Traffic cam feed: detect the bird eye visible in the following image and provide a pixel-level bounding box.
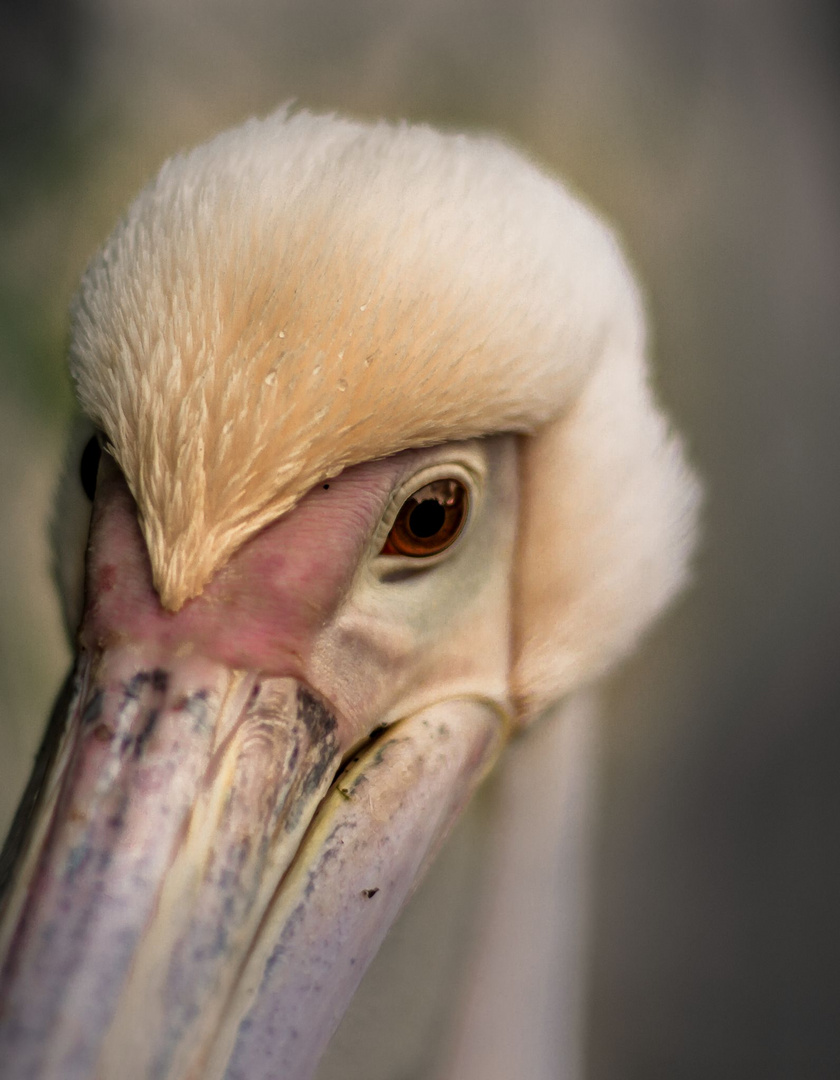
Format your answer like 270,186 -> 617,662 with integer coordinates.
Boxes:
381,479 -> 469,557
79,434 -> 102,501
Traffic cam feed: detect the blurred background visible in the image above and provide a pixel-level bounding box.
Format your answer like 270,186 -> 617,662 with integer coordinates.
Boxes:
1,0 -> 838,1076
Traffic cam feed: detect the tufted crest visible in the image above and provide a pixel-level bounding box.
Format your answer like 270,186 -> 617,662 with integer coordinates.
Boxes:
68,107 -> 699,720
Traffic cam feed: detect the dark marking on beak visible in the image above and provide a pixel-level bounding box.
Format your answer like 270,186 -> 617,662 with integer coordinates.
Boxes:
81,690 -> 104,727
296,685 -> 337,744
283,687 -> 339,832
133,708 -> 160,759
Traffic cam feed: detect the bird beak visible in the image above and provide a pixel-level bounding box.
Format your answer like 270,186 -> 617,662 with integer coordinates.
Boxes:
0,455 -> 506,1080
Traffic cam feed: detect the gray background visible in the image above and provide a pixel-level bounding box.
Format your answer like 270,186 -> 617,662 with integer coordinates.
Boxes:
1,1 -> 838,1076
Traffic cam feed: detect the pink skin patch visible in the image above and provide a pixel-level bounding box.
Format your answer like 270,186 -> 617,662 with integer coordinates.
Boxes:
81,453 -> 409,681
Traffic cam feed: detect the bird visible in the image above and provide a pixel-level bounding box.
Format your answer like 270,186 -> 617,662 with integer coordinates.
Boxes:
0,106 -> 698,1080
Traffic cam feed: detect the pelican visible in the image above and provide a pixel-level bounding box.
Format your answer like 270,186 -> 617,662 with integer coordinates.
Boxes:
0,107 -> 698,1079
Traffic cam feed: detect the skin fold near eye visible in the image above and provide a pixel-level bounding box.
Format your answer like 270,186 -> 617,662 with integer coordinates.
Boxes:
381,479 -> 469,557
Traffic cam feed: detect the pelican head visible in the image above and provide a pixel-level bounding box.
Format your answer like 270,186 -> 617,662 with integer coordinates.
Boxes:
0,107 -> 698,1079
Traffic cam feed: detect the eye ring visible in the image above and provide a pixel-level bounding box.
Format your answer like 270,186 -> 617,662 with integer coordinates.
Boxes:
381,478 -> 469,558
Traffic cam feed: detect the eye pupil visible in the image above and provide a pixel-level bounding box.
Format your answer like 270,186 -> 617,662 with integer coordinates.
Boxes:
381,478 -> 469,558
80,435 -> 102,502
408,499 -> 446,539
